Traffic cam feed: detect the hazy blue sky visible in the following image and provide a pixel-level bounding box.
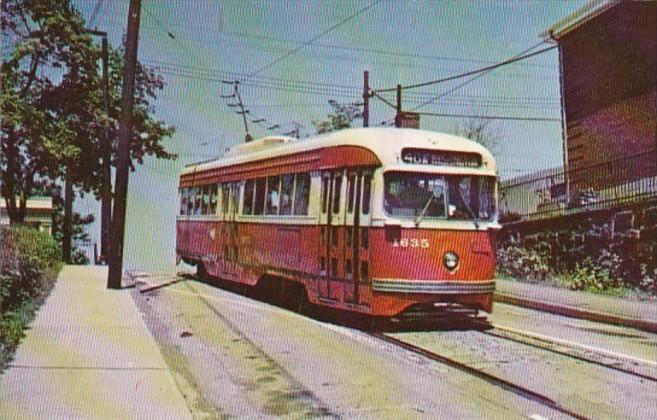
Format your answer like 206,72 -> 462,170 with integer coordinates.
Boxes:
70,0 -> 590,270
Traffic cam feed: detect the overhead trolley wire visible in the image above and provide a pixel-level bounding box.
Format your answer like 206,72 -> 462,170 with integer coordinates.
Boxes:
374,44 -> 557,93
246,0 -> 380,77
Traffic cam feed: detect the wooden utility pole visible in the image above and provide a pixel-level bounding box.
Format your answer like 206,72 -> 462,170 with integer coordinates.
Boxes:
108,0 -> 141,289
395,84 -> 402,127
100,35 -> 111,263
362,70 -> 369,127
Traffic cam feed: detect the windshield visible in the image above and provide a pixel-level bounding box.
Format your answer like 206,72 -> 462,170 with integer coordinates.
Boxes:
384,172 -> 496,221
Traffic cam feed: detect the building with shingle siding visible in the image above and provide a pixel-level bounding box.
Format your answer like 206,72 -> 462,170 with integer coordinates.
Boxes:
544,0 -> 656,195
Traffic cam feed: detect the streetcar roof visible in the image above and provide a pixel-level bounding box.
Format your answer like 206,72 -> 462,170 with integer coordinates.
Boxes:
181,127 -> 497,175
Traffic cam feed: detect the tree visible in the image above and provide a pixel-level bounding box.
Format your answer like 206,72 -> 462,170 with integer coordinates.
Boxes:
1,0 -> 99,224
451,115 -> 502,157
312,100 -> 363,134
1,0 -> 176,262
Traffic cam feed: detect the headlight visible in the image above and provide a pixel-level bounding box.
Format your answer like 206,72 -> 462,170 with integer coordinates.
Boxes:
444,251 -> 459,270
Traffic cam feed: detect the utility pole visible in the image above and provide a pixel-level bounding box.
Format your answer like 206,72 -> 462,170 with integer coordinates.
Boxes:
108,0 -> 141,289
395,84 -> 402,127
85,29 -> 111,263
362,70 -> 369,127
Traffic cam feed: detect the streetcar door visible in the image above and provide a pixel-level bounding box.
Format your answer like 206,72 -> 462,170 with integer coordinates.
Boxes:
221,182 -> 239,279
318,170 -> 344,301
344,170 -> 372,305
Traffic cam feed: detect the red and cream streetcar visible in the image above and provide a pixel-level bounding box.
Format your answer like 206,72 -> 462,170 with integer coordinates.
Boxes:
176,128 -> 499,317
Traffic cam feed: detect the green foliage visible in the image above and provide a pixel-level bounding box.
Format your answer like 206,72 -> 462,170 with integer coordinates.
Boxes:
0,226 -> 61,370
1,0 -> 176,227
562,252 -> 624,292
312,100 -> 363,134
497,245 -> 552,282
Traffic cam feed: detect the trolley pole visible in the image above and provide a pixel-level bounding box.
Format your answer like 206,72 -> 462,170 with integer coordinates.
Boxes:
363,70 -> 369,127
395,84 -> 402,127
108,0 -> 142,289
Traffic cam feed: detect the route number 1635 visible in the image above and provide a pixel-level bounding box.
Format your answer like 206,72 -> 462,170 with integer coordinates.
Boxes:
392,238 -> 430,248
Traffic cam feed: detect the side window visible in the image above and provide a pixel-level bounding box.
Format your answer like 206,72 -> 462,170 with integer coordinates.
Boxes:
194,187 -> 202,215
232,182 -> 240,215
209,184 -> 218,215
254,177 -> 266,215
332,174 -> 342,214
202,185 -> 210,215
279,174 -> 294,215
362,174 -> 372,215
293,173 -> 310,215
243,179 -> 255,215
222,184 -> 229,215
265,175 -> 280,215
180,188 -> 187,215
321,175 -> 329,214
347,174 -> 356,214
187,187 -> 194,214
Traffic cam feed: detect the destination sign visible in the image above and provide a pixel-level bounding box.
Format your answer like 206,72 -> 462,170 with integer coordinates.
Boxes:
401,148 -> 481,167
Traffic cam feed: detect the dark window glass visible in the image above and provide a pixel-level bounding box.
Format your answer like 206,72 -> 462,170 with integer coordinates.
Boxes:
331,258 -> 338,278
243,180 -> 255,215
265,175 -> 280,215
202,185 -> 210,215
384,173 -> 446,218
187,187 -> 194,214
321,176 -> 329,214
254,177 -> 266,215
320,257 -> 326,275
331,226 -> 338,247
209,184 -> 218,215
222,185 -> 229,215
347,174 -> 356,213
279,174 -> 294,215
362,174 -> 372,215
231,182 -> 240,215
332,174 -> 342,214
194,187 -> 202,215
361,228 -> 368,250
293,173 -> 310,215
180,189 -> 187,215
345,259 -> 353,280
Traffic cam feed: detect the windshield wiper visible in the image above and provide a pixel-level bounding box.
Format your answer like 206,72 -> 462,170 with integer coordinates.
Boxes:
458,189 -> 480,230
415,195 -> 436,227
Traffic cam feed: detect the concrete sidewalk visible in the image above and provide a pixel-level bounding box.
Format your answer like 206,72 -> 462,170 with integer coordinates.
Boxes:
495,278 -> 657,333
0,266 -> 191,419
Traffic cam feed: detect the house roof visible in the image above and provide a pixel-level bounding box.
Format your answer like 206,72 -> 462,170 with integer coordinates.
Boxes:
541,0 -> 619,41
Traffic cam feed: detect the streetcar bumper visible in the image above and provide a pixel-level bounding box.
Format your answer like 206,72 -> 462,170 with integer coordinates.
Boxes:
371,279 -> 495,294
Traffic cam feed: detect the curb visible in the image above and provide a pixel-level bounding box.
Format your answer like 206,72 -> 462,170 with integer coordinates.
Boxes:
494,292 -> 657,334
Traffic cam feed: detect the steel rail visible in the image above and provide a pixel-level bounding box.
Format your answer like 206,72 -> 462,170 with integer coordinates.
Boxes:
370,332 -> 589,420
479,323 -> 657,383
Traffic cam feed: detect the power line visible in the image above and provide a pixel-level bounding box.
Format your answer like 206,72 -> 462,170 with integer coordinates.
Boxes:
247,0 -> 380,77
375,44 -> 557,93
415,112 -> 560,122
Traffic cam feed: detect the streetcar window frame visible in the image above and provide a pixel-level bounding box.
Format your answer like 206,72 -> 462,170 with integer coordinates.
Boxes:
332,173 -> 342,214
242,179 -> 255,215
265,175 -> 281,215
253,177 -> 266,215
279,173 -> 295,216
179,188 -> 187,216
293,172 -> 311,216
209,184 -> 218,215
362,174 -> 372,215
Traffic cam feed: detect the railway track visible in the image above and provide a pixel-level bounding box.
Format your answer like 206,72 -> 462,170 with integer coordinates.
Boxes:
479,322 -> 657,383
370,332 -> 590,420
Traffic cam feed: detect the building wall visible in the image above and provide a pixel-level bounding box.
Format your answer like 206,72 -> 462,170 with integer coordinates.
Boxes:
559,1 -> 656,191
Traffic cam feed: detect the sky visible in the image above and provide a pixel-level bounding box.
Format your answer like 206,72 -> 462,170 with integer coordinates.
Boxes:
69,0 -> 591,270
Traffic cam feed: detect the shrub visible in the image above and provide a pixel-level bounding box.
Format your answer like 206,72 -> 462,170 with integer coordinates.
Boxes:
0,225 -> 62,370
497,245 -> 551,282
562,250 -> 624,292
